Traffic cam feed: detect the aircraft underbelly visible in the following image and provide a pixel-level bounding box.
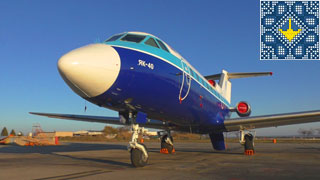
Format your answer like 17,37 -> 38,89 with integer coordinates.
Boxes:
89,46 -> 230,133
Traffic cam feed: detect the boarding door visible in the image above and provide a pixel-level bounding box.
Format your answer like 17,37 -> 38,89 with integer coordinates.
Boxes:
179,59 -> 192,103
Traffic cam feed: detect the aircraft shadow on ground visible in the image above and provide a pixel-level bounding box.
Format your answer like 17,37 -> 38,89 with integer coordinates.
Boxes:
0,143 -> 127,154
0,142 -> 246,155
147,146 -> 244,155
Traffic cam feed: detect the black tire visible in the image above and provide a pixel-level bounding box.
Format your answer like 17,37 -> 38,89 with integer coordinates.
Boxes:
130,143 -> 148,167
161,135 -> 174,153
244,134 -> 254,151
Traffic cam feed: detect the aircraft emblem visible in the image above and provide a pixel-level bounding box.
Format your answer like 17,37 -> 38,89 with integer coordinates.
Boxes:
279,18 -> 301,42
260,1 -> 319,60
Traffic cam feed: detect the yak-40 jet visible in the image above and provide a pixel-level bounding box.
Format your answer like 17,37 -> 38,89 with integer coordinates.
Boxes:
31,32 -> 320,167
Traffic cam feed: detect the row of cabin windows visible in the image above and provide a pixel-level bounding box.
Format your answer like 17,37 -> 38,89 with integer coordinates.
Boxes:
106,34 -> 169,52
189,67 -> 214,91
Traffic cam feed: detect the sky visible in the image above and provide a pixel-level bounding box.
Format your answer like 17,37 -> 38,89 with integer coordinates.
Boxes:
1,0 -> 320,136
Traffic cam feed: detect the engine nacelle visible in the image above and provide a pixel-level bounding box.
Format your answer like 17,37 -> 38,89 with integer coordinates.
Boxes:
235,101 -> 251,117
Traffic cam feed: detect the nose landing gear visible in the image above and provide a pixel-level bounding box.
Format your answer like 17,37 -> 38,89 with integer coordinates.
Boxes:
128,124 -> 148,167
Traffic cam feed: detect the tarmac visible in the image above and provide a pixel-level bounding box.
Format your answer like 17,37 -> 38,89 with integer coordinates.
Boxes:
0,141 -> 319,180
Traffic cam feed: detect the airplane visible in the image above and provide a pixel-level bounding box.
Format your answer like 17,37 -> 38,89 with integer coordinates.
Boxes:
30,32 -> 320,167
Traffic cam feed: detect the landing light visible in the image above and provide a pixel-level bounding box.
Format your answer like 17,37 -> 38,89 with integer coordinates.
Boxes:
236,101 -> 251,117
237,102 -> 248,114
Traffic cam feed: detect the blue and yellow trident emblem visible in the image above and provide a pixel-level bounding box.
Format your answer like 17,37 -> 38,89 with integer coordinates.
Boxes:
279,18 -> 301,42
260,1 -> 319,60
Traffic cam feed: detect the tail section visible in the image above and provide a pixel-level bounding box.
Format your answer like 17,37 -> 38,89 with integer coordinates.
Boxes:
205,70 -> 272,103
218,70 -> 232,103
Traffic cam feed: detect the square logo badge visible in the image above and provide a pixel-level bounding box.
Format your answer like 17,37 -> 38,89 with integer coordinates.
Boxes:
260,0 -> 319,60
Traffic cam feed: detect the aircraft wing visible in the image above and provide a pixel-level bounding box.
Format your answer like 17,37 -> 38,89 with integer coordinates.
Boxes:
224,110 -> 320,131
29,112 -> 168,129
205,72 -> 272,81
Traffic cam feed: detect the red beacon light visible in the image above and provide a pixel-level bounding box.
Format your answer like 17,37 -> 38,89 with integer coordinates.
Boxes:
208,80 -> 215,87
235,101 -> 251,117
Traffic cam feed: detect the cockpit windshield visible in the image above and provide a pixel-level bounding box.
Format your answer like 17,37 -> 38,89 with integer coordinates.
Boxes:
105,34 -> 124,42
156,39 -> 169,52
121,34 -> 146,43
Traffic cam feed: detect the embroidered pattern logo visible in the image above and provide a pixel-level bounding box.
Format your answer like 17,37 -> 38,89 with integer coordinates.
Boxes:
260,1 -> 319,60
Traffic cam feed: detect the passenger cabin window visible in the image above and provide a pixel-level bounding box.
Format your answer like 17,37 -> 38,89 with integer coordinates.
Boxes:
156,39 -> 169,52
106,34 -> 123,42
195,73 -> 199,81
121,34 -> 146,43
190,69 -> 194,77
145,38 -> 159,48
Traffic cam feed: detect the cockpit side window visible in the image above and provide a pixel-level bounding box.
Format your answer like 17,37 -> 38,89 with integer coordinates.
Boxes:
145,38 -> 159,48
105,34 -> 124,42
121,34 -> 146,43
156,39 -> 169,52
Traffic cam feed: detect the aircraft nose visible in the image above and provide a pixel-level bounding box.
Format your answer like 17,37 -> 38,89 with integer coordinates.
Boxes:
58,44 -> 121,98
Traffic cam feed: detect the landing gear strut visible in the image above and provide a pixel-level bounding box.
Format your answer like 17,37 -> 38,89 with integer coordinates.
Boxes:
128,124 -> 148,167
240,130 -> 255,155
159,131 -> 175,154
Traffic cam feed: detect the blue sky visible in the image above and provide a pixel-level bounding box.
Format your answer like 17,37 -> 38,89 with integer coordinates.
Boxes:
1,0 -> 320,136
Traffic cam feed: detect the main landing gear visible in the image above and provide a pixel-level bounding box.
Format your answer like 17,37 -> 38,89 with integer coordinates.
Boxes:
240,130 -> 255,155
128,124 -> 149,167
158,131 -> 175,154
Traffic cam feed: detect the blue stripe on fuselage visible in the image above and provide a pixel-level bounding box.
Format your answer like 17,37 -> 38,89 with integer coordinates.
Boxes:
106,40 -> 231,107
89,46 -> 230,133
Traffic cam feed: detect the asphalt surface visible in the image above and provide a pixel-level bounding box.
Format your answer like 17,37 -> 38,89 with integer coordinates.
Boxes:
0,141 -> 319,180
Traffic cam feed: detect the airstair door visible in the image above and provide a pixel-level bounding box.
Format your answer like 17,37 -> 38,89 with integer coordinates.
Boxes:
179,60 -> 192,103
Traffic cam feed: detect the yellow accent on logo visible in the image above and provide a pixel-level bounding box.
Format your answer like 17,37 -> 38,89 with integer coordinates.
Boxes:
279,18 -> 301,41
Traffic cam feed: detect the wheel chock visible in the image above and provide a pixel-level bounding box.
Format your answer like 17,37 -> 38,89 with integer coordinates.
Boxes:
160,148 -> 169,154
244,150 -> 254,155
160,148 -> 175,154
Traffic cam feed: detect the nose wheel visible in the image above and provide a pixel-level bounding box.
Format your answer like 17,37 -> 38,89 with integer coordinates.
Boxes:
130,143 -> 148,167
128,124 -> 149,167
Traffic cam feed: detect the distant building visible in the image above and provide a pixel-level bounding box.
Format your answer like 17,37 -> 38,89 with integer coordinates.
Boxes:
37,131 -> 73,137
73,130 -> 103,136
73,130 -> 89,136
35,130 -> 103,137
37,132 -> 55,137
55,131 -> 73,137
88,131 -> 103,136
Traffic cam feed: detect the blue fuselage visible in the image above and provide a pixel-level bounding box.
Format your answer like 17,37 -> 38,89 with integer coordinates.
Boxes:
87,42 -> 231,134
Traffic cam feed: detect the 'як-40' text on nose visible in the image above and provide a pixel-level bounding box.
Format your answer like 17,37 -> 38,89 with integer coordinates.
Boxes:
138,59 -> 154,70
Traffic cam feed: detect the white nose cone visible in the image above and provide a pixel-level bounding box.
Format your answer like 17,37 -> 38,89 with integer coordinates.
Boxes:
58,44 -> 121,98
